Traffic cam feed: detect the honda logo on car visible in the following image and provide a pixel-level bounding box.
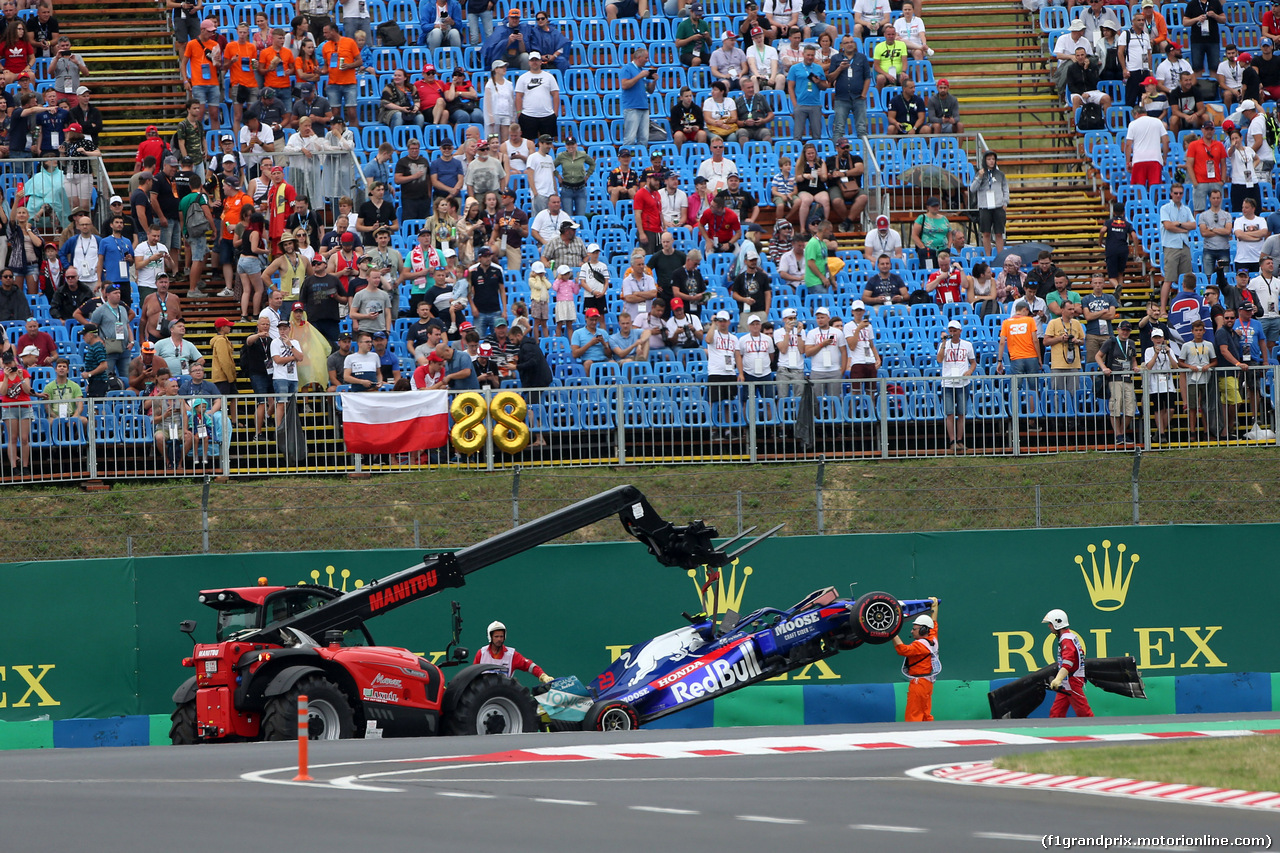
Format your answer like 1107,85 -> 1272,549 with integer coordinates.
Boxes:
670,642 -> 763,704
774,612 -> 821,641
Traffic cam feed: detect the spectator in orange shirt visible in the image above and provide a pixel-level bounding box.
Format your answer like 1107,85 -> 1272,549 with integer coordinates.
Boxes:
223,21 -> 261,134
217,175 -> 252,300
183,19 -> 224,130
321,21 -> 360,128
259,27 -> 295,112
997,300 -> 1042,418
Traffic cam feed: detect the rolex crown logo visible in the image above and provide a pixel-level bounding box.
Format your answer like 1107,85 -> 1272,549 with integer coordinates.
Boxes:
687,558 -> 753,615
302,565 -> 366,592
1075,540 -> 1137,612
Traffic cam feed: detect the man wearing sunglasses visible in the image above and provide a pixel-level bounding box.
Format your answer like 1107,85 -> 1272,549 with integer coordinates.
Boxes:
528,13 -> 571,71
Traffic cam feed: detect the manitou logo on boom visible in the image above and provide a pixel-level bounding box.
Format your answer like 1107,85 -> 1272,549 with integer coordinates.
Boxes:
368,571 -> 437,612
670,642 -> 763,704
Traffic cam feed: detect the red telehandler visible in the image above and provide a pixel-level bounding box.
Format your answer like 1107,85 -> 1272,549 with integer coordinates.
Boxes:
171,485 -> 778,743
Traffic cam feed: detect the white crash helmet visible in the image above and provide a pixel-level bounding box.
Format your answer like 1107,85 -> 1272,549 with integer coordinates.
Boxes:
1042,609 -> 1069,630
913,615 -> 935,630
487,620 -> 506,638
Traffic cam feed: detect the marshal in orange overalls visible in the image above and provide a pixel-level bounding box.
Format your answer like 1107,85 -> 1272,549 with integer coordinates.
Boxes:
894,610 -> 940,722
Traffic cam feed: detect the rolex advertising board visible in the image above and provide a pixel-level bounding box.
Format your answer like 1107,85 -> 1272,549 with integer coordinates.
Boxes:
0,524 -> 1271,726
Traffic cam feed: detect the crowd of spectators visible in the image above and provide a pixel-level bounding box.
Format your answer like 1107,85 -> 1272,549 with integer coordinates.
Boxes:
1,0 -> 1278,477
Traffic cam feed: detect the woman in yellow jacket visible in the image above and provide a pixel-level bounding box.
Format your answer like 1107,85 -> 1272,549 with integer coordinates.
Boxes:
210,317 -> 239,428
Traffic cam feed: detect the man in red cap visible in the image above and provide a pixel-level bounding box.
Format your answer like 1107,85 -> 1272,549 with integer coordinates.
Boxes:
926,78 -> 963,135
862,214 -> 902,260
570,307 -> 608,371
134,125 -> 168,170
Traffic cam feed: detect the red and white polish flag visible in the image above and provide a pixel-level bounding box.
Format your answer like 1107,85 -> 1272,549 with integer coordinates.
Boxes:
341,390 -> 449,454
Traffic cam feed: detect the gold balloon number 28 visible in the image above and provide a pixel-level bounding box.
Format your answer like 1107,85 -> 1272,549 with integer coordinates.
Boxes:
448,391 -> 531,455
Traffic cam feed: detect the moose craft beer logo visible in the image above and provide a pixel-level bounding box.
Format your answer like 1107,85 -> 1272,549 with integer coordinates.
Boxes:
993,539 -> 1226,675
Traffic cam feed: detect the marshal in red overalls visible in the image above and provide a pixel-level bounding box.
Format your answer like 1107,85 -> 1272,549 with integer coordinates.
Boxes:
1044,609 -> 1094,718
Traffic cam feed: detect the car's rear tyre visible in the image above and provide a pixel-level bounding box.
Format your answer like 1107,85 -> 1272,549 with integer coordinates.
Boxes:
584,700 -> 639,732
852,592 -> 903,644
169,701 -> 197,745
262,675 -> 355,741
443,672 -> 541,736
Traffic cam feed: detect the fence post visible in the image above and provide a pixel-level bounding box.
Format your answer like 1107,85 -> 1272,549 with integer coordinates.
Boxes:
615,385 -> 626,465
483,387 -> 495,472
1141,374 -> 1152,450
815,457 -> 826,535
221,412 -> 232,474
86,398 -> 98,478
746,383 -> 757,464
201,475 -> 211,554
511,466 -> 521,528
1131,446 -> 1142,525
413,518 -> 421,549
736,489 -> 744,535
1010,375 -> 1021,456
126,535 -> 133,557
1034,483 -> 1041,528
878,377 -> 889,459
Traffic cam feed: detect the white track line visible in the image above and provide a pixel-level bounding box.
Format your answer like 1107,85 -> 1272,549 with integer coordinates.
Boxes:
850,824 -> 928,833
533,798 -> 596,806
973,832 -> 1041,842
436,791 -> 495,799
737,815 -> 806,824
630,805 -> 699,815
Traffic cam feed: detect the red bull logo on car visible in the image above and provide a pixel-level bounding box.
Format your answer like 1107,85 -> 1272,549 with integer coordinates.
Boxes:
670,641 -> 764,704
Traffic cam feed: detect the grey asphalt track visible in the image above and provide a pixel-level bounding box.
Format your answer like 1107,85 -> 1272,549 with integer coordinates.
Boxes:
2,714 -> 1277,853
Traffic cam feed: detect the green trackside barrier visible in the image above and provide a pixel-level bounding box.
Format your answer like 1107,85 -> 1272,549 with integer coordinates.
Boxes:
0,525 -> 1269,729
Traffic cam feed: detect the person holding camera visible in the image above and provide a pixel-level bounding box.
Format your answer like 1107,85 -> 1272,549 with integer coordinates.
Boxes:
166,0 -> 203,48
50,37 -> 88,101
620,46 -> 658,147
1142,326 -> 1182,442
1044,299 -> 1086,397
786,42 -> 826,139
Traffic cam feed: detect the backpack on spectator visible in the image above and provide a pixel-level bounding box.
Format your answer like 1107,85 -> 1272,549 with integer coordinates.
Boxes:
1077,102 -> 1105,131
184,199 -> 211,239
1265,112 -> 1280,153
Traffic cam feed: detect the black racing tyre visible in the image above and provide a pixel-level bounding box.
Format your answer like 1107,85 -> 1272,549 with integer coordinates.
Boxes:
261,675 -> 355,741
443,672 -> 540,736
583,700 -> 640,732
853,592 -> 903,644
169,701 -> 197,745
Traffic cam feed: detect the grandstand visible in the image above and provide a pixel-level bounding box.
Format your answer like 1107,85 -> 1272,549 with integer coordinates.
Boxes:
0,0 -> 1277,484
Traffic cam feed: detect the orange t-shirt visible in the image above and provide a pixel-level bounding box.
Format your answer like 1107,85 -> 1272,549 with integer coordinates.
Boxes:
259,46 -> 295,89
322,37 -> 359,86
221,191 -> 251,240
184,37 -> 221,86
1000,315 -> 1041,361
294,54 -> 319,82
225,40 -> 259,89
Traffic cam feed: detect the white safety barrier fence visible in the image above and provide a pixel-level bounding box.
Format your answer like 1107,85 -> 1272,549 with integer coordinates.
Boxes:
0,366 -> 1275,483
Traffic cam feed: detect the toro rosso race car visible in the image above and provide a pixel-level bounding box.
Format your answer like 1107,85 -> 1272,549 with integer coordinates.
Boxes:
537,588 -> 937,731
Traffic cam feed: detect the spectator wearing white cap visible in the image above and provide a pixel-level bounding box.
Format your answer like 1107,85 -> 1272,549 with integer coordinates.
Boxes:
1052,20 -> 1095,95
774,307 -> 805,397
938,319 -> 976,452
706,310 -> 742,424
1241,99 -> 1275,176
738,314 -> 775,397
731,247 -> 771,327
863,214 -> 903,260
578,243 -> 610,319
845,300 -> 880,392
710,31 -> 748,91
804,305 -> 846,396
